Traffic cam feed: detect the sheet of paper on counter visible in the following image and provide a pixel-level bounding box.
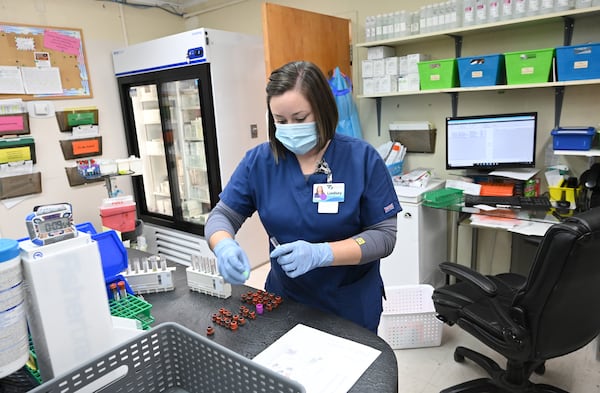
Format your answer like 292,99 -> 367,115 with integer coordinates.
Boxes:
253,324 -> 381,393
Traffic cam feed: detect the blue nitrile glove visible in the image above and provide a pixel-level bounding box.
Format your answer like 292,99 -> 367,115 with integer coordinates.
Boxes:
270,240 -> 334,278
213,238 -> 250,285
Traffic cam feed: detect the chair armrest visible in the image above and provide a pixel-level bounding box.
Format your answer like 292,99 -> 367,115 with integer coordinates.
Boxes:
439,262 -> 528,347
439,262 -> 497,296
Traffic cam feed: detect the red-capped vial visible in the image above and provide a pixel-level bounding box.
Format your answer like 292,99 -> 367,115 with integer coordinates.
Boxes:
109,282 -> 119,300
117,280 -> 127,299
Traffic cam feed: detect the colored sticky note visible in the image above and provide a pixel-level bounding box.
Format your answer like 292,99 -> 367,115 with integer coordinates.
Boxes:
67,112 -> 95,126
43,29 -> 81,56
0,147 -> 31,163
72,139 -> 100,156
0,116 -> 24,133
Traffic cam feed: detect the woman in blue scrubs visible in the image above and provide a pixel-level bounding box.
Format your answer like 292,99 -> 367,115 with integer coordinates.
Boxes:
205,61 -> 401,332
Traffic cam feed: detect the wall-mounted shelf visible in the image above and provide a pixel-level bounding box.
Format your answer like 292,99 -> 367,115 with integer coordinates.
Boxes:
358,78 -> 600,98
356,6 -> 600,49
554,149 -> 600,157
356,6 -> 600,134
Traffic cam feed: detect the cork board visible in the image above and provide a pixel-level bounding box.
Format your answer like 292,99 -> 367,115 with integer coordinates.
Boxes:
0,22 -> 92,100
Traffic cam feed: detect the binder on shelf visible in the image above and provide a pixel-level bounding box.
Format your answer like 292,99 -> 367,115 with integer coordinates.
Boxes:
0,172 -> 42,199
55,109 -> 98,132
59,136 -> 102,160
0,113 -> 30,137
0,137 -> 36,164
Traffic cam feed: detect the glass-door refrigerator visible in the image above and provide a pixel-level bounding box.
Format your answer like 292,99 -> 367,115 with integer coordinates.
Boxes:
112,28 -> 269,267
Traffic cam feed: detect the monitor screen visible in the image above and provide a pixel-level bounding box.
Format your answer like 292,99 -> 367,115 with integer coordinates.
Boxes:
446,112 -> 537,171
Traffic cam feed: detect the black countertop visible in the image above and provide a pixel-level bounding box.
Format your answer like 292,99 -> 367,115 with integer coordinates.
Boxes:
142,262 -> 399,393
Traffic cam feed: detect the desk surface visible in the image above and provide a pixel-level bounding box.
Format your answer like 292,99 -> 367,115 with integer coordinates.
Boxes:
142,262 -> 399,393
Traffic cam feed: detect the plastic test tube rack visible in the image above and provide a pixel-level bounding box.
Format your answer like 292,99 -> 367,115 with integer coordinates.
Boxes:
122,254 -> 176,294
186,254 -> 232,299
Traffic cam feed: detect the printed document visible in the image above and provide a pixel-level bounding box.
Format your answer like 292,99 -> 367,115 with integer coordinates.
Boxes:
253,324 -> 381,393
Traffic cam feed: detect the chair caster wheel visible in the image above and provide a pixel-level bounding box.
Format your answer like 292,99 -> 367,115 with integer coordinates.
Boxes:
534,363 -> 545,375
454,352 -> 465,363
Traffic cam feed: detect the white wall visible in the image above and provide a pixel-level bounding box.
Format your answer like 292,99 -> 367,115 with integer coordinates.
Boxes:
183,0 -> 600,273
185,0 -> 600,180
2,1 -> 598,272
0,0 -> 184,239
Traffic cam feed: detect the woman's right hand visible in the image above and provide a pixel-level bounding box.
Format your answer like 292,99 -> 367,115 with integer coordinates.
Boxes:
213,238 -> 250,284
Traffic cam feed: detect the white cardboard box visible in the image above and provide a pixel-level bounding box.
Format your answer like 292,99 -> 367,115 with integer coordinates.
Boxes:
377,75 -> 398,94
363,78 -> 376,95
385,57 -> 400,76
21,233 -> 114,381
367,45 -> 396,60
362,59 -> 374,78
398,73 -> 421,92
372,59 -> 386,77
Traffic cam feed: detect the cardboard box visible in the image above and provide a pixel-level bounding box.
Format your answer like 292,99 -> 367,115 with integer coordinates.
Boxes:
367,45 -> 395,60
362,59 -> 374,78
376,75 -> 398,94
372,59 -> 385,77
363,78 -> 376,95
20,234 -> 114,381
397,73 -> 420,92
385,57 -> 400,75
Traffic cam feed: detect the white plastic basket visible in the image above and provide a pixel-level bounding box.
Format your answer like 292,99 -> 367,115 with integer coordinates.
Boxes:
378,284 -> 443,349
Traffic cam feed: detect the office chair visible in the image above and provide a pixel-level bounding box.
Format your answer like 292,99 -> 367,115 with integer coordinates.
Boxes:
432,207 -> 600,393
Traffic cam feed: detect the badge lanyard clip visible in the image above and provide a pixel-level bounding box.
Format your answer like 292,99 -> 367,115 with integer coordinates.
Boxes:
315,159 -> 332,183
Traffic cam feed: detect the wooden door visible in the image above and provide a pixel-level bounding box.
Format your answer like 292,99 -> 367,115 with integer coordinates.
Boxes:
261,3 -> 351,79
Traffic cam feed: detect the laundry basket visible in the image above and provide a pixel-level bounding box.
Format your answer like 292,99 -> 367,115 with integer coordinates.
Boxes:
378,285 -> 443,349
29,322 -> 305,393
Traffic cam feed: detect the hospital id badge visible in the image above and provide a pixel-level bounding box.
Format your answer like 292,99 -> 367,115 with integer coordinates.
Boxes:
313,183 -> 345,214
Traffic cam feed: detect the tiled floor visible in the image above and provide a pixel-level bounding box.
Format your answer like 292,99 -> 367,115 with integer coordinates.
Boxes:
247,263 -> 600,392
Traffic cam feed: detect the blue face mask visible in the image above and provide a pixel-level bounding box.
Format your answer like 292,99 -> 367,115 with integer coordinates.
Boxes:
275,122 -> 318,155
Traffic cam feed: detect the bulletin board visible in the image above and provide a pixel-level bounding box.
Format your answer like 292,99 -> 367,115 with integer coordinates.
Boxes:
0,22 -> 92,100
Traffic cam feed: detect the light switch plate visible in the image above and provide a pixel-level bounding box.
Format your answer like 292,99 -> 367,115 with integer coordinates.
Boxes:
27,101 -> 55,118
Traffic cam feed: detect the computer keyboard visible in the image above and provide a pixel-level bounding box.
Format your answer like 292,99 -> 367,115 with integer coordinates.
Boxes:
464,194 -> 552,210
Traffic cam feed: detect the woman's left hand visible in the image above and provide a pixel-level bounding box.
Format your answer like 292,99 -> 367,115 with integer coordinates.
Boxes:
270,240 -> 333,278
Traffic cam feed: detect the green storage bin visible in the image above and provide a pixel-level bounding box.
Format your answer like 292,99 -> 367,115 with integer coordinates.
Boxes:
422,187 -> 463,208
418,59 -> 458,90
504,48 -> 554,85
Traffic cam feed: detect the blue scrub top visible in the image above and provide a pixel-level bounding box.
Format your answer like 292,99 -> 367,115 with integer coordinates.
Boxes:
220,133 -> 401,331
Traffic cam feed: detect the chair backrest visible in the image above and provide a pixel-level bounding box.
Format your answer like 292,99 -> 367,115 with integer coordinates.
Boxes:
514,207 -> 600,359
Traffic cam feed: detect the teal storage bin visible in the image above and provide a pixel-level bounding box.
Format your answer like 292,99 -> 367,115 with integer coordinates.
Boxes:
556,43 -> 600,81
457,54 -> 505,87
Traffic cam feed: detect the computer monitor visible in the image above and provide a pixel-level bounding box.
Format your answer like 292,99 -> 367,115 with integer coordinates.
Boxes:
446,112 -> 537,171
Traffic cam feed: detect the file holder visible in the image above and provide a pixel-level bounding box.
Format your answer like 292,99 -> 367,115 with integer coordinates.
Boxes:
0,137 -> 36,164
389,128 -> 437,153
55,109 -> 98,132
0,113 -> 30,136
64,166 -> 104,187
0,172 -> 42,199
